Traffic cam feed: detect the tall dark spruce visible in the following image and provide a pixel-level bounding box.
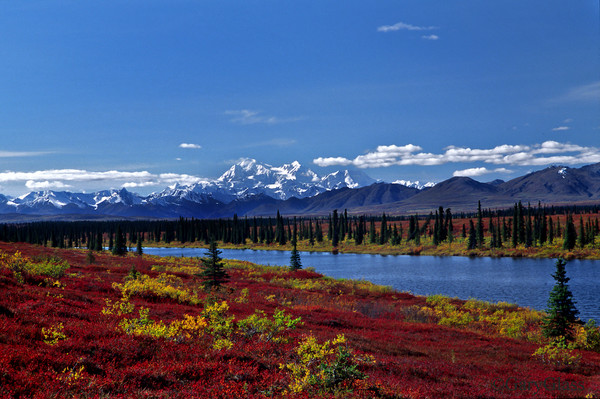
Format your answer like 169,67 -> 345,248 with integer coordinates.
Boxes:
112,226 -> 127,256
290,219 -> 302,271
199,240 -> 229,290
542,258 -> 579,342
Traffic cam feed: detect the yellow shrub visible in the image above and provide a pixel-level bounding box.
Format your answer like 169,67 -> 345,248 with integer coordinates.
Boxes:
238,309 -> 302,343
112,273 -> 200,305
42,323 -> 67,345
234,287 -> 249,303
532,337 -> 581,368
280,334 -> 367,394
59,365 -> 85,386
102,297 -> 135,316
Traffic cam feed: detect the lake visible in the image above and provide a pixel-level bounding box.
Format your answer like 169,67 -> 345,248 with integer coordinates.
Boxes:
143,247 -> 600,322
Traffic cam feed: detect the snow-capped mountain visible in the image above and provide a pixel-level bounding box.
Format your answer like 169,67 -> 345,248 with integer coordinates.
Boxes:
391,180 -> 436,190
149,158 -> 377,203
10,191 -> 94,209
0,159 -> 378,216
94,188 -> 144,207
2,162 -> 600,219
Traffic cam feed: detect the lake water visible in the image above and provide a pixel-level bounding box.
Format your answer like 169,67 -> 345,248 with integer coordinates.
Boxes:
143,247 -> 600,322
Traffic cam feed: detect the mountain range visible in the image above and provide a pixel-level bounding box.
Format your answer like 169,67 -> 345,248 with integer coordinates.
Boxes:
1,160 -> 600,220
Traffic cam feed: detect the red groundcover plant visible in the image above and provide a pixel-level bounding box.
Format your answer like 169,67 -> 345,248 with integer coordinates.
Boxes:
0,241 -> 599,398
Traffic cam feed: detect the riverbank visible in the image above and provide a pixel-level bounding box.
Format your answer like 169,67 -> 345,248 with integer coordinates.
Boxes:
138,237 -> 600,260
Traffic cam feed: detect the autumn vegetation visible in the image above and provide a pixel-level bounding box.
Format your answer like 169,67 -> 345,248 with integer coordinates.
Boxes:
1,241 -> 599,398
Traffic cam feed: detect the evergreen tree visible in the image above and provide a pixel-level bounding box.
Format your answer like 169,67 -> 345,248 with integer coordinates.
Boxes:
379,213 -> 387,245
112,226 -> 127,256
444,208 -> 452,242
408,217 -> 416,241
354,216 -> 364,245
369,218 -> 376,244
563,214 -> 576,250
289,221 -> 302,271
95,231 -> 103,251
476,201 -> 484,248
578,216 -> 586,248
199,240 -> 229,290
542,258 -> 579,341
289,240 -> 302,271
512,205 -> 518,248
432,210 -> 440,246
468,220 -> 477,250
136,235 -> 143,256
315,220 -> 323,242
332,210 -> 339,247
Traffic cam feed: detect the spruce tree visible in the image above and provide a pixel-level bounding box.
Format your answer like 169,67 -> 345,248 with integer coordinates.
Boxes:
199,240 -> 229,290
476,201 -> 484,248
379,213 -> 387,245
563,214 -> 576,250
332,210 -> 339,247
289,241 -> 302,271
578,216 -> 586,248
369,218 -> 376,244
289,222 -> 302,271
542,258 -> 579,341
136,236 -> 143,256
112,226 -> 127,256
468,220 -> 477,250
315,220 -> 323,242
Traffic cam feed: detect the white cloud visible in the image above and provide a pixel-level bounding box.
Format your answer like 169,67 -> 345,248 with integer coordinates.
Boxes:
179,143 -> 202,149
421,34 -> 439,40
453,167 -> 513,177
313,141 -> 600,169
0,169 -> 209,192
552,81 -> 600,103
225,110 -> 302,125
0,150 -> 51,158
552,126 -> 570,131
377,22 -> 437,32
121,181 -> 157,188
25,180 -> 73,190
313,157 -> 353,167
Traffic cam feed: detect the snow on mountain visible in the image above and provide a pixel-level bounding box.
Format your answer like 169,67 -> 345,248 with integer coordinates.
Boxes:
11,191 -> 95,209
558,167 -> 567,179
156,158 -> 377,202
2,159 -> 380,214
94,188 -> 144,207
391,180 -> 436,190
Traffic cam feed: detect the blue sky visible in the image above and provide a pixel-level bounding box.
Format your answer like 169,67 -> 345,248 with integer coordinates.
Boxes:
1,0 -> 599,196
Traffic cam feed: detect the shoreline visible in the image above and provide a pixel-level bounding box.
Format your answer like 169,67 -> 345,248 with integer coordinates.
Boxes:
136,239 -> 600,260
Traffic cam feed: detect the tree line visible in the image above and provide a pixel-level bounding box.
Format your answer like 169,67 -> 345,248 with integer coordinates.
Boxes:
0,201 -> 598,252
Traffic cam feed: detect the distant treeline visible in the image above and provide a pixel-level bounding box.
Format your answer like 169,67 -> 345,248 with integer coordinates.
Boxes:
0,202 -> 598,252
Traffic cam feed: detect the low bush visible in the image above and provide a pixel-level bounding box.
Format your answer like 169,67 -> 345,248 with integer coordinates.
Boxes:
112,273 -> 200,305
237,308 -> 302,343
280,334 -> 369,395
532,336 -> 581,369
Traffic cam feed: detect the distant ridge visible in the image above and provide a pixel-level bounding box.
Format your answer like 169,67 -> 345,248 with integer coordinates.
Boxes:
1,162 -> 600,220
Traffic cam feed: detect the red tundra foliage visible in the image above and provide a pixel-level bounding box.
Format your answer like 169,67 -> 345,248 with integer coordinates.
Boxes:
0,241 -> 599,398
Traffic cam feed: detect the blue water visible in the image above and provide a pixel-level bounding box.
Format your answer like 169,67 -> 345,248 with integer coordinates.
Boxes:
143,247 -> 600,322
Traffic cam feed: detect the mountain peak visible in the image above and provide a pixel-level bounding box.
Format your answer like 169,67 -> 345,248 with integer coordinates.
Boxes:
392,180 -> 436,190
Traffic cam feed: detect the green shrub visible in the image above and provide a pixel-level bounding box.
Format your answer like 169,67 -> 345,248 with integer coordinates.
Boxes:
532,337 -> 581,368
237,309 -> 302,342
